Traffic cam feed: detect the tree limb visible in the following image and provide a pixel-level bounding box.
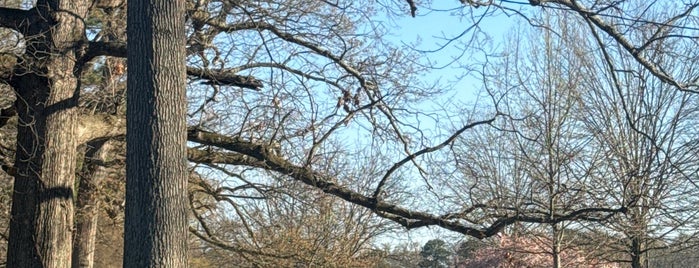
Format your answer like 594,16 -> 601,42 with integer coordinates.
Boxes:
405,0 -> 417,17
187,66 -> 263,90
81,41 -> 127,61
560,0 -> 697,92
80,41 -> 264,90
76,113 -> 125,144
373,116 -> 497,199
186,128 -> 627,239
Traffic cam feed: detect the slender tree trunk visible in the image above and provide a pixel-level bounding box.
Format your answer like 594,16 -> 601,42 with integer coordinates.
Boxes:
552,237 -> 561,268
629,182 -> 648,268
123,0 -> 188,266
7,2 -> 90,267
631,235 -> 646,268
551,223 -> 561,268
73,141 -> 115,268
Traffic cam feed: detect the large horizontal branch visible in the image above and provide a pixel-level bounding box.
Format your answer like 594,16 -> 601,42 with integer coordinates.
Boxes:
187,147 -> 255,165
186,128 -> 627,239
81,41 -> 127,61
187,67 -> 263,90
0,111 -> 625,238
80,41 -> 263,90
76,113 -> 126,144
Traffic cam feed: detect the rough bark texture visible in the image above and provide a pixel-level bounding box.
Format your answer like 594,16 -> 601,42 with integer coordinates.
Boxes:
72,141 -> 115,268
7,1 -> 90,267
123,0 -> 189,266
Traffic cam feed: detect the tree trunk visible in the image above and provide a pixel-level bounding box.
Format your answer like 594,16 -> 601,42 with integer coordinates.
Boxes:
631,235 -> 646,268
628,181 -> 648,268
552,239 -> 561,268
73,141 -> 115,268
123,0 -> 188,266
7,2 -> 90,267
551,223 -> 561,268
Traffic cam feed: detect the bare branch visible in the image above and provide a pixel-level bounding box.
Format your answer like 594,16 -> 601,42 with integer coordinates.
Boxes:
186,128 -> 627,239
405,0 -> 417,17
187,67 -> 263,90
373,116 -> 497,199
81,41 -> 126,62
189,227 -> 292,258
560,0 -> 697,91
187,148 -> 252,165
80,41 -> 264,90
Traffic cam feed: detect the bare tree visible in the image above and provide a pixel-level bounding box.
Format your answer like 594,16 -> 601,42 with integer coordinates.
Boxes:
439,6 -> 699,265
451,17 -> 613,267
0,0 -> 697,266
186,170 -> 390,267
574,28 -> 699,268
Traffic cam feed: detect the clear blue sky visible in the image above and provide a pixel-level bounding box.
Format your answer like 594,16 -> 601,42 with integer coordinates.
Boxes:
371,2 -> 518,246
388,1 -> 515,84
382,2 -> 518,121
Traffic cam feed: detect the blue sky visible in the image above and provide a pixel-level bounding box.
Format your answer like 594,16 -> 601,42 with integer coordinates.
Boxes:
371,2 -> 519,246
388,2 -> 515,83
380,2 -> 520,125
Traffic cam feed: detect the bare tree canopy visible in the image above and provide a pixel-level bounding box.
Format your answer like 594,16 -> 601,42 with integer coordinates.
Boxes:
0,0 -> 697,267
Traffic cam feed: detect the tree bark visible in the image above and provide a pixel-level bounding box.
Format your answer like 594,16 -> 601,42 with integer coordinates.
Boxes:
72,141 -> 116,268
551,224 -> 561,268
7,2 -> 90,267
123,0 -> 188,266
630,231 -> 647,268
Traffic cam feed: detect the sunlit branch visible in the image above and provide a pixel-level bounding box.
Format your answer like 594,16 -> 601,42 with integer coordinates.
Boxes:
186,127 -> 627,239
82,41 -> 264,90
188,66 -> 263,90
372,116 -> 497,199
558,0 -> 698,92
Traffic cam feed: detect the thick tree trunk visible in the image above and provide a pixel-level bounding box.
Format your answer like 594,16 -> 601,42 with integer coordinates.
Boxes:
7,2 -> 90,267
123,0 -> 189,266
73,141 -> 115,268
8,73 -> 46,268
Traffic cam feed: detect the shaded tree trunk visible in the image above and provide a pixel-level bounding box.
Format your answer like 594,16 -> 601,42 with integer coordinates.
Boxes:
7,2 -> 90,267
123,0 -> 188,266
73,141 -> 116,268
630,232 -> 647,268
